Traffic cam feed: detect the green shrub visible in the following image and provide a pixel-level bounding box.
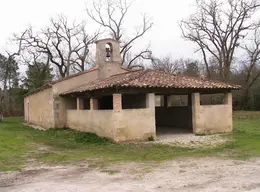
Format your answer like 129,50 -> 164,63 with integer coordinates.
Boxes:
147,135 -> 155,142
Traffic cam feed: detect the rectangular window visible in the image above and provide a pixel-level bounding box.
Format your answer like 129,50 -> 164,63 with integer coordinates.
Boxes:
83,98 -> 90,110
200,94 -> 225,105
168,95 -> 188,107
99,95 -> 113,110
155,95 -> 164,107
122,94 -> 146,109
66,98 -> 77,110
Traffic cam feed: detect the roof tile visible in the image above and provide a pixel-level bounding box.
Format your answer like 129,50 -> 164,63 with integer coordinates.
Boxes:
61,69 -> 240,95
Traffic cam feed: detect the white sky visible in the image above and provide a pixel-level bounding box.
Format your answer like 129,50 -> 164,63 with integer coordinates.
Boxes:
0,0 -> 198,60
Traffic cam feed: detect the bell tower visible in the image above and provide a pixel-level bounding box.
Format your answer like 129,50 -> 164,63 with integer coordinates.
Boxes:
95,38 -> 122,78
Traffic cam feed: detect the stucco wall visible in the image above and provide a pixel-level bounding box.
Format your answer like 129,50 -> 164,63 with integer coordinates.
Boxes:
192,92 -> 233,134
195,105 -> 232,134
66,108 -> 155,142
52,70 -> 99,128
113,109 -> 156,141
24,87 -> 54,128
52,70 -> 99,95
66,110 -> 115,139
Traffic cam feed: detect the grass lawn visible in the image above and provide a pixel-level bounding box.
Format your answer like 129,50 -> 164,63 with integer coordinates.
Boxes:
0,111 -> 260,171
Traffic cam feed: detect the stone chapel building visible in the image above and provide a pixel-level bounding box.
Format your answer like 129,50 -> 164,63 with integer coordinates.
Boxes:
24,38 -> 240,142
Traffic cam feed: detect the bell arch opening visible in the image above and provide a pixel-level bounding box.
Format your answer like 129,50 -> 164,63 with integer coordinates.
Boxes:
105,43 -> 113,61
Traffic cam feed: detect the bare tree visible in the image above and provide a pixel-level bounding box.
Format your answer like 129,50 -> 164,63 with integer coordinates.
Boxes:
18,15 -> 99,78
180,0 -> 260,81
151,56 -> 183,74
86,0 -> 153,67
239,26 -> 260,109
151,56 -> 202,77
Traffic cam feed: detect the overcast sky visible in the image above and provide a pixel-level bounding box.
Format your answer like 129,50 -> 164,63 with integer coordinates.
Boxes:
0,0 -> 198,60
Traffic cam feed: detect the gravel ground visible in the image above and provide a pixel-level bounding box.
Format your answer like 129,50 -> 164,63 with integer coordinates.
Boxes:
156,133 -> 230,148
1,157 -> 260,192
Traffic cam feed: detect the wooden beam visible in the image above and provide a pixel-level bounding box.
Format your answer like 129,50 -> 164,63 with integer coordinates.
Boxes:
61,87 -> 233,98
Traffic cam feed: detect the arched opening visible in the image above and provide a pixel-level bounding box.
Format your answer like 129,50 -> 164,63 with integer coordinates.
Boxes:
105,43 -> 113,61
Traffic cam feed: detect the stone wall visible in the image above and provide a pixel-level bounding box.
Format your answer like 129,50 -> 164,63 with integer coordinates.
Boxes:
24,88 -> 54,128
66,108 -> 155,142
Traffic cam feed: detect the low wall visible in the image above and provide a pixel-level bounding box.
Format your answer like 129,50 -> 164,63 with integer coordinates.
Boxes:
66,110 -> 115,139
155,107 -> 192,129
113,109 -> 156,141
195,104 -> 232,134
66,109 -> 155,142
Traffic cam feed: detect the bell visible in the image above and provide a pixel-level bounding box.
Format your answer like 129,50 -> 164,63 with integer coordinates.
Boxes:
106,47 -> 111,58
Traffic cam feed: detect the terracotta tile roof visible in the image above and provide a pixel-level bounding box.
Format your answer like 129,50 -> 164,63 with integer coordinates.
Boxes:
61,69 -> 240,95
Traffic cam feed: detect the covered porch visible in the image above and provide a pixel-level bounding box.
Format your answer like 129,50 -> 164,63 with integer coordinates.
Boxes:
62,87 -> 233,142
155,91 -> 233,136
60,69 -> 238,142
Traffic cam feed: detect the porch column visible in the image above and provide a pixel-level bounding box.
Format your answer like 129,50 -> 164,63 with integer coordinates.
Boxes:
90,98 -> 98,110
113,94 -> 122,112
146,93 -> 156,138
146,93 -> 155,111
191,93 -> 200,133
224,92 -> 233,130
77,98 -> 84,110
224,92 -> 232,105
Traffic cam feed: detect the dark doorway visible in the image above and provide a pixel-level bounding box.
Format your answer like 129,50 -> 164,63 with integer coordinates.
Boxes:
155,95 -> 193,135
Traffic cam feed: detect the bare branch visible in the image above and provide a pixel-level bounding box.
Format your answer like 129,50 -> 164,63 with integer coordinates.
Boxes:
17,15 -> 99,78
180,0 -> 260,81
86,0 -> 153,67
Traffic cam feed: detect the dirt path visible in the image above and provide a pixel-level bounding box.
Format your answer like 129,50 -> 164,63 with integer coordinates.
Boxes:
1,158 -> 260,192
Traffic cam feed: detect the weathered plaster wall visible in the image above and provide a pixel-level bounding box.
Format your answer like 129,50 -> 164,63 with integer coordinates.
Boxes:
24,87 -> 54,128
155,107 -> 192,129
113,109 -> 156,141
196,105 -> 232,134
99,61 -> 123,78
66,108 -> 155,142
52,68 -> 128,128
66,110 -> 115,139
52,70 -> 99,128
24,97 -> 29,122
192,92 -> 233,134
52,70 -> 99,95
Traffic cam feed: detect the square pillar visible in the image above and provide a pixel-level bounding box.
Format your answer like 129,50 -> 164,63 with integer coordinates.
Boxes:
224,92 -> 233,131
146,93 -> 155,111
191,93 -> 200,133
224,92 -> 232,105
77,98 -> 84,110
113,94 -> 122,112
90,98 -> 98,110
